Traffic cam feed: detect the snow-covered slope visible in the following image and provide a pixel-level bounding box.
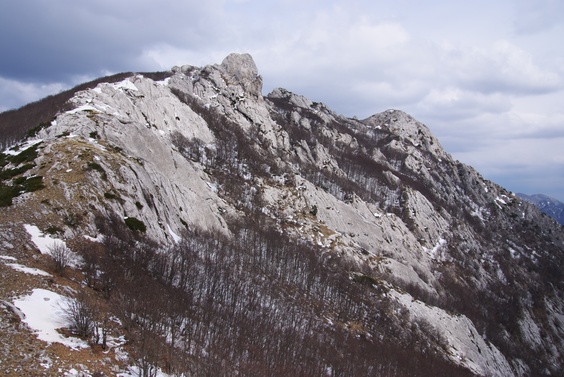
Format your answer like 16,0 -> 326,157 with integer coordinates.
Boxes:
1,53 -> 563,376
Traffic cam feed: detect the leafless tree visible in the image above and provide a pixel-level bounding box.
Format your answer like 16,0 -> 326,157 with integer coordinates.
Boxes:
62,293 -> 94,339
49,243 -> 72,275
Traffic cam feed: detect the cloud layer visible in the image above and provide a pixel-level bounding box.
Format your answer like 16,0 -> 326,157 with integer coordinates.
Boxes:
1,0 -> 563,200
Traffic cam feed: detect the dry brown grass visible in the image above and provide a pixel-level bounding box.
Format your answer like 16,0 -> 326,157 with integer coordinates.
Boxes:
0,170 -> 132,377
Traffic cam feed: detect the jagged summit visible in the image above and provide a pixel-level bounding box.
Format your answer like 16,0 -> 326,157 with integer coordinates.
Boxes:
362,109 -> 447,158
1,53 -> 563,376
220,52 -> 263,97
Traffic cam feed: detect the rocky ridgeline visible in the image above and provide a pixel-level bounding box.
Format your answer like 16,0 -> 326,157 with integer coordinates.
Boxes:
2,53 -> 563,376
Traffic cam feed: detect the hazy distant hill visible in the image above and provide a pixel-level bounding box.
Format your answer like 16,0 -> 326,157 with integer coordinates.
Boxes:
518,193 -> 564,225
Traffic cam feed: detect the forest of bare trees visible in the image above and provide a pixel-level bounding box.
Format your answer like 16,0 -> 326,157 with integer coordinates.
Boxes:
71,212 -> 473,377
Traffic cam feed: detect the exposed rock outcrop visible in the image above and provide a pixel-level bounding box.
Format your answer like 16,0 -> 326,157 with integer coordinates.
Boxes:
1,53 -> 563,376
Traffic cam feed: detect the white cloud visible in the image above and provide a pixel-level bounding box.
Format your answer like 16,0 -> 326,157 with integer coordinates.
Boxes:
1,0 -> 563,199
513,0 -> 564,34
0,77 -> 65,112
416,88 -> 511,121
447,41 -> 561,95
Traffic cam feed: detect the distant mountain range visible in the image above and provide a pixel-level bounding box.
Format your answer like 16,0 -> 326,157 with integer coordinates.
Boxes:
517,193 -> 564,225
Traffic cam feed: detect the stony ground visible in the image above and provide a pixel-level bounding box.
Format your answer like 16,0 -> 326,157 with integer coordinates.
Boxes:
0,220 -> 129,377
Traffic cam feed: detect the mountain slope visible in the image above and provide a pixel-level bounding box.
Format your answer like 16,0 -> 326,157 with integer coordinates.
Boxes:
518,193 -> 564,225
1,53 -> 563,376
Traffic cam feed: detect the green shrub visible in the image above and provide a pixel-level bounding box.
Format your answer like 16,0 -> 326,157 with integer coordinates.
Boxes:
45,225 -> 64,235
125,217 -> 147,232
0,184 -> 19,207
22,176 -> 45,192
0,175 -> 44,206
309,205 -> 318,217
26,122 -> 50,138
352,273 -> 379,286
8,143 -> 41,165
104,192 -> 119,200
0,163 -> 35,180
86,162 -> 107,180
86,162 -> 104,172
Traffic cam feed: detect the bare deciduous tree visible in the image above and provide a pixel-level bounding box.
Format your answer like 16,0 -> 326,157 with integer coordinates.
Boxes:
62,293 -> 94,339
49,243 -> 71,275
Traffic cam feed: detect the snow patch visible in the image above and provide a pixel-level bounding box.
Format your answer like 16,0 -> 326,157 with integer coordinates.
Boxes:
24,224 -> 67,254
13,289 -> 89,349
167,225 -> 181,243
423,238 -> 446,259
66,104 -> 98,115
6,263 -> 52,276
112,78 -> 138,92
156,77 -> 171,86
206,181 -> 218,193
24,224 -> 82,267
3,139 -> 42,156
84,234 -> 105,243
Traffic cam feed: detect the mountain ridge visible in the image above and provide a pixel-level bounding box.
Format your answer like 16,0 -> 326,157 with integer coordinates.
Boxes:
518,192 -> 564,225
1,53 -> 563,376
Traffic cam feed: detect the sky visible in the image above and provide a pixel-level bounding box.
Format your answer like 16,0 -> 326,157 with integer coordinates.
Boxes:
1,0 -> 563,201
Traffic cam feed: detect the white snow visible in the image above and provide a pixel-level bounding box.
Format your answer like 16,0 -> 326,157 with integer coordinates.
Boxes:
206,181 -> 218,193
167,224 -> 182,243
118,366 -> 174,377
112,79 -> 138,92
494,196 -> 508,209
24,224 -> 82,267
0,255 -> 17,261
13,289 -> 89,349
156,77 -> 171,86
6,263 -> 52,276
423,238 -> 446,259
84,234 -> 105,243
24,224 -> 67,254
66,104 -> 99,115
3,139 -> 43,156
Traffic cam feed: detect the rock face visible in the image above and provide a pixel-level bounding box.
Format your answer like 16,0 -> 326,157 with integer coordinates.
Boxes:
1,53 -> 563,376
220,52 -> 263,97
518,193 -> 564,225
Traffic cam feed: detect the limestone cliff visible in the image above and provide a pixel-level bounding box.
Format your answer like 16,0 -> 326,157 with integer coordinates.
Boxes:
1,53 -> 563,376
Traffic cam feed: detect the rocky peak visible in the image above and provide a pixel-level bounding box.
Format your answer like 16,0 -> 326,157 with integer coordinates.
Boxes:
363,109 -> 447,158
220,52 -> 262,98
1,53 -> 563,377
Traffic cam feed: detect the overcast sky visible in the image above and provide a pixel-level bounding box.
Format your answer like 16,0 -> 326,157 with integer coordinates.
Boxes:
1,0 -> 563,201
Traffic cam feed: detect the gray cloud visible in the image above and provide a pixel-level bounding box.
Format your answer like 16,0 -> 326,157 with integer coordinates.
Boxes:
1,0 -> 563,200
513,0 -> 564,34
0,0 -> 225,82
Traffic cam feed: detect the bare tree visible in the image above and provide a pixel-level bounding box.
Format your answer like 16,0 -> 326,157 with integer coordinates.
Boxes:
62,293 -> 94,339
49,242 -> 72,275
